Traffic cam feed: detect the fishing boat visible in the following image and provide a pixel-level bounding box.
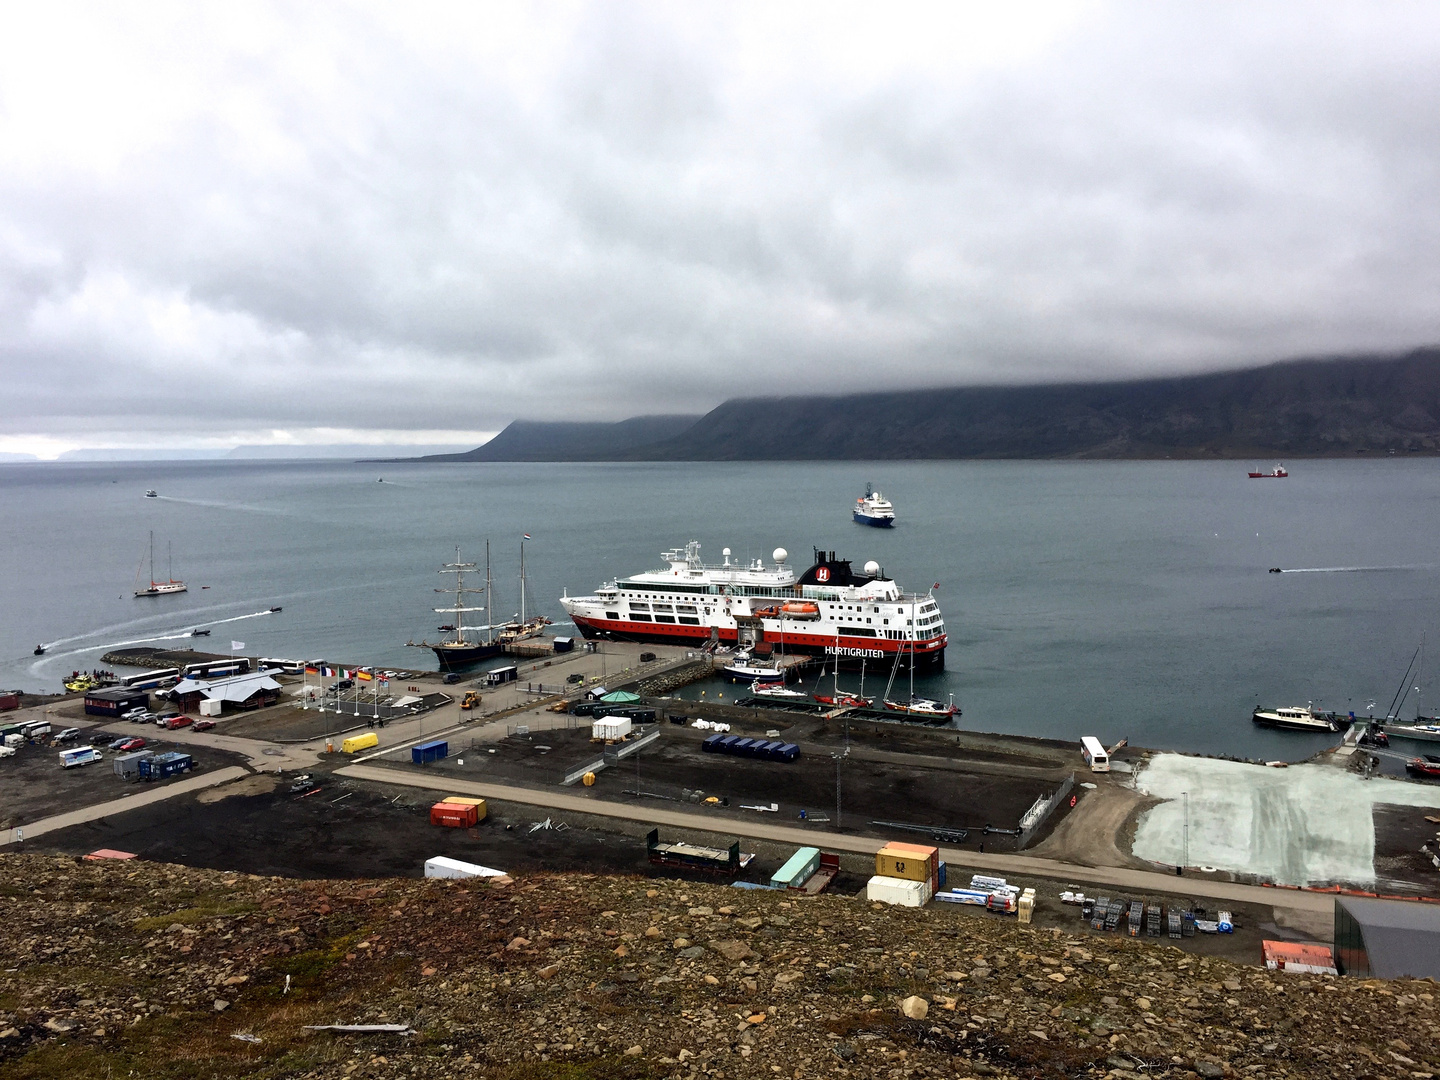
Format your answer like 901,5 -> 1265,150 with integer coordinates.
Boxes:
407,545 -> 503,671
1247,465 -> 1288,478
560,542 -> 947,674
133,532 -> 187,597
1251,705 -> 1338,732
853,484 -> 896,527
722,653 -> 785,683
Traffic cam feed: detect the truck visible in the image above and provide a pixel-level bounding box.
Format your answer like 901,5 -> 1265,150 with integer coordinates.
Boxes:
60,746 -> 103,769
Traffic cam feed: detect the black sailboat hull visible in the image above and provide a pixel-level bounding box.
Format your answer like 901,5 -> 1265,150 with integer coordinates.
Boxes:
430,641 -> 504,670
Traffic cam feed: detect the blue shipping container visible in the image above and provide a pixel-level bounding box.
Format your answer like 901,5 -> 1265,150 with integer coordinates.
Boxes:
776,743 -> 800,762
716,735 -> 740,753
412,740 -> 448,764
702,733 -> 726,752
139,752 -> 193,780
730,738 -> 755,755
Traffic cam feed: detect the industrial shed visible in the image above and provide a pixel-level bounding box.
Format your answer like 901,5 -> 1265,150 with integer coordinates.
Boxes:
83,687 -> 148,717
1334,896 -> 1440,979
167,671 -> 282,713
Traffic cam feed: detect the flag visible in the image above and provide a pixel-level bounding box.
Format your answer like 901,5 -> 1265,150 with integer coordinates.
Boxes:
357,670 -> 373,682
323,666 -> 335,677
932,583 -> 940,591
231,640 -> 245,651
305,665 -> 319,675
523,533 -> 531,540
345,669 -> 355,679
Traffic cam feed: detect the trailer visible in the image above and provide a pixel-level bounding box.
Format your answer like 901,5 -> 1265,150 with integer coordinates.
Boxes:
424,856 -> 506,879
793,851 -> 840,894
138,752 -> 194,780
645,828 -> 751,875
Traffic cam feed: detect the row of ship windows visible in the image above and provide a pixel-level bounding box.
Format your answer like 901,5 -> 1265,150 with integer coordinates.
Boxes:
614,593 -> 937,620
601,612 -> 944,639
606,613 -> 700,625
627,602 -> 699,614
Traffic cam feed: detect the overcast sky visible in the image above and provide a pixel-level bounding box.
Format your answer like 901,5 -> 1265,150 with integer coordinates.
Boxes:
3,2 -> 1440,456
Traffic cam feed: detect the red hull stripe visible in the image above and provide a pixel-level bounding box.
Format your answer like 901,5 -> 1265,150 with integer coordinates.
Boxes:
569,615 -> 945,654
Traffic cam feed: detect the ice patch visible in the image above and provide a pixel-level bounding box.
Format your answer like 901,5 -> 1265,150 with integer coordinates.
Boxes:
1131,753 -> 1440,887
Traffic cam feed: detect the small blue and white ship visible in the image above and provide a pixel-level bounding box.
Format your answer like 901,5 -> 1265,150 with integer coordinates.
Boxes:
853,485 -> 895,528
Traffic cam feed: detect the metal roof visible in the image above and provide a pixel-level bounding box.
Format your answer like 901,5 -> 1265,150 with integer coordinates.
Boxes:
170,671 -> 281,704
1336,896 -> 1440,979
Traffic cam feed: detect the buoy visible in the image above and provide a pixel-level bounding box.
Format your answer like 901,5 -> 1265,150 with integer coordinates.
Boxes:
582,771 -> 596,787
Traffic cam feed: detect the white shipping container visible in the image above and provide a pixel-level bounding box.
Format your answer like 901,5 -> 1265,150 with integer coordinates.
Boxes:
591,717 -> 633,741
199,699 -> 222,717
423,856 -> 507,880
865,874 -> 932,907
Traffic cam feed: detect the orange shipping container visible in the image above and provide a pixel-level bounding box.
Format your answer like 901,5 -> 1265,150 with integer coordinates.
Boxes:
876,843 -> 940,888
430,801 -> 479,828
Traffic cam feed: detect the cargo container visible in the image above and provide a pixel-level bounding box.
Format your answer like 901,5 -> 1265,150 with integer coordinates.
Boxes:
485,666 -> 518,685
866,875 -> 932,907
59,746 -> 103,768
552,637 -> 574,653
441,796 -> 487,820
770,846 -> 821,889
341,732 -> 379,754
876,843 -> 940,890
702,733 -> 727,752
775,742 -> 800,762
753,740 -> 782,759
730,737 -> 756,755
424,856 -> 506,879
0,692 -> 18,711
430,801 -> 479,828
113,750 -> 153,781
411,740 -> 448,764
716,735 -> 740,753
138,752 -> 193,780
592,717 -> 633,741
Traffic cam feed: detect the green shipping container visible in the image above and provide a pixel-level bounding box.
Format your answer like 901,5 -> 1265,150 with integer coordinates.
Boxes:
770,846 -> 821,889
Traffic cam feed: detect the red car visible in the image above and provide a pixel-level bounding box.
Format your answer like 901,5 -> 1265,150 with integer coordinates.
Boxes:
117,737 -> 147,752
191,719 -> 216,732
162,715 -> 193,730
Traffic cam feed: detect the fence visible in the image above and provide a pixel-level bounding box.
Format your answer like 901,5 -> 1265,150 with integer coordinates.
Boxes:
501,715 -> 580,737
1016,773 -> 1076,850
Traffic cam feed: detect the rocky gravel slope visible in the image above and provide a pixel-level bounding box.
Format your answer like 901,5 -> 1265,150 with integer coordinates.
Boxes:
0,853 -> 1435,1079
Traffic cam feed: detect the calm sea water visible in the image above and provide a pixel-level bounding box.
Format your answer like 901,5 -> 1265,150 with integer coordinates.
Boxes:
3,458 -> 1438,759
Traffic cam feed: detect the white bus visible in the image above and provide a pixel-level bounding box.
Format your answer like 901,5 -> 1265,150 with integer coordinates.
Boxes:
121,667 -> 180,690
1080,736 -> 1109,772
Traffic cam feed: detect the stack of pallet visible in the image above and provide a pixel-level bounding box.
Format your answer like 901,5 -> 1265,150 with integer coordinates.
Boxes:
865,842 -> 940,907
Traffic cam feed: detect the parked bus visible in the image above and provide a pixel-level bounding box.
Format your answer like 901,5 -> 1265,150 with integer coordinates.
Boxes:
180,659 -> 250,680
1080,736 -> 1110,772
59,746 -> 103,769
259,658 -> 305,674
121,667 -> 180,690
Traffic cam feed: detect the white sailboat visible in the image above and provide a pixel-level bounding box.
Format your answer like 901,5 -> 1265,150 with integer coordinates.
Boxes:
134,532 -> 187,597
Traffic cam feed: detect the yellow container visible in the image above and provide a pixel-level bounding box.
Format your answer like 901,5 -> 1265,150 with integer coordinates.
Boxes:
443,796 -> 488,821
340,732 -> 379,754
875,850 -> 933,884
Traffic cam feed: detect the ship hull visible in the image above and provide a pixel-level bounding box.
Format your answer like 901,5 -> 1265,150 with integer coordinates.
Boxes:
852,511 -> 894,527
569,614 -> 944,673
429,641 -> 505,671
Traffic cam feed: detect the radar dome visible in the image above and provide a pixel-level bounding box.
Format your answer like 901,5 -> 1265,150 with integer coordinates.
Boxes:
772,547 -> 788,564
864,560 -> 880,577
722,547 -> 731,557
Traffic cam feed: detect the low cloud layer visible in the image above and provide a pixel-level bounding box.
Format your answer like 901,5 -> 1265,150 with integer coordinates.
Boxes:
3,2 -> 1440,453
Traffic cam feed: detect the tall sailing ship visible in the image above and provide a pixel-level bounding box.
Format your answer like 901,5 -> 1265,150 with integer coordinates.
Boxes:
133,532 -> 187,597
559,541 -> 946,673
407,547 -> 503,671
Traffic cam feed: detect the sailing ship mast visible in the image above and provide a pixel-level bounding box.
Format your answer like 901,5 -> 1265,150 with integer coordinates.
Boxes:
434,548 -> 485,645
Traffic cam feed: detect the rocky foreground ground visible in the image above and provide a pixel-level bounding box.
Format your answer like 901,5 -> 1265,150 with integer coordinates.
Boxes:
0,854 -> 1435,1080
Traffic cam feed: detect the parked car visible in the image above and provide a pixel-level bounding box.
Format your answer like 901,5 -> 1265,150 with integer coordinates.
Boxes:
333,679 -> 354,691
55,727 -> 80,742
442,672 -> 462,685
120,707 -> 147,720
162,715 -> 193,730
90,733 -> 114,746
129,710 -> 154,723
108,736 -> 133,750
117,737 -> 147,752
191,719 -> 215,732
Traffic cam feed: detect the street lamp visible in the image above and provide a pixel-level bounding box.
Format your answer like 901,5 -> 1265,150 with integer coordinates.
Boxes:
831,747 -> 849,831
1180,790 -> 1189,875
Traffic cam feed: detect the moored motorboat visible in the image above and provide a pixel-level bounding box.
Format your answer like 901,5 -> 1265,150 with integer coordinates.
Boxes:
814,692 -> 872,708
722,653 -> 784,683
1251,705 -> 1338,733
1384,720 -> 1440,743
1406,754 -> 1440,779
753,681 -> 807,698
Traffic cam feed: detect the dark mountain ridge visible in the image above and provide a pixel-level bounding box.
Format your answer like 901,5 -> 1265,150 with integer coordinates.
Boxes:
420,348 -> 1440,461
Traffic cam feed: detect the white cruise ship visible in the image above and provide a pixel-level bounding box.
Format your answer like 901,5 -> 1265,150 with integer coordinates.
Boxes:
559,541 -> 946,673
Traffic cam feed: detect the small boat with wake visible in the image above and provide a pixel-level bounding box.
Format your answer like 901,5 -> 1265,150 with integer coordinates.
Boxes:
191,629 -> 211,637
144,489 -> 158,498
33,645 -> 45,656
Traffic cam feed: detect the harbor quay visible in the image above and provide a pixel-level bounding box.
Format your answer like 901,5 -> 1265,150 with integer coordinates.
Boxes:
5,634 -> 1440,972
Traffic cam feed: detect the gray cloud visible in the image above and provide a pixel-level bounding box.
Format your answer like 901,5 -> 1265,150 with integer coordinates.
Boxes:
2,2 -> 1440,452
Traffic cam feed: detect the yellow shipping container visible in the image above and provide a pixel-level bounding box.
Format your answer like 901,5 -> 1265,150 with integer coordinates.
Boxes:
875,850 -> 933,884
340,732 -> 379,754
443,796 -> 488,820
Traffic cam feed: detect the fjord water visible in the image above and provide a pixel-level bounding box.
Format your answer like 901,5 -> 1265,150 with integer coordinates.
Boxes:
3,458 -> 1437,759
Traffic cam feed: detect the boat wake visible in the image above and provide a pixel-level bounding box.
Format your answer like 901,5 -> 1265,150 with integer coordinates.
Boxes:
1273,564 -> 1432,574
28,609 -> 280,675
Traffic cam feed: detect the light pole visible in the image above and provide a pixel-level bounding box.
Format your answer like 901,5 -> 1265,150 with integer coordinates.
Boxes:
1181,790 -> 1189,874
831,747 -> 849,831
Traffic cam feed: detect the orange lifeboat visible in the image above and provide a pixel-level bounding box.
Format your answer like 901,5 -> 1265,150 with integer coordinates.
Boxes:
780,601 -> 820,619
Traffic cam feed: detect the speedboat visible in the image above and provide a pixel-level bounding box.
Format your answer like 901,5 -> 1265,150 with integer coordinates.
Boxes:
753,681 -> 806,698
144,490 -> 158,498
269,606 -> 283,612
191,629 -> 211,637
1406,755 -> 1440,779
33,645 -> 45,655
1251,705 -> 1337,733
853,484 -> 896,527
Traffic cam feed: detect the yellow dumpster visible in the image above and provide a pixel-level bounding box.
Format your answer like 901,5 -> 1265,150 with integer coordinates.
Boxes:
443,796 -> 488,821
